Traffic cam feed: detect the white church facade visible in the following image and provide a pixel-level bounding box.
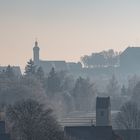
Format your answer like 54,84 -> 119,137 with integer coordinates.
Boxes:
33,41 -> 82,74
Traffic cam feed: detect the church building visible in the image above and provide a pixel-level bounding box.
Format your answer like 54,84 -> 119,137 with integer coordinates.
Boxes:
33,41 -> 82,74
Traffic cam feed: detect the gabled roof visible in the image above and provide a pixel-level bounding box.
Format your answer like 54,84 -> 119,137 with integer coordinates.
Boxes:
96,97 -> 110,109
120,47 -> 140,58
40,60 -> 67,69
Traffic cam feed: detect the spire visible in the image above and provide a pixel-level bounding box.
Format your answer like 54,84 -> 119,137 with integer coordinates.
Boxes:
35,40 -> 38,47
33,40 -> 39,50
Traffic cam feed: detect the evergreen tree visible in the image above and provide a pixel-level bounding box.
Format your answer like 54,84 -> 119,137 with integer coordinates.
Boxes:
46,67 -> 61,96
25,59 -> 36,76
36,66 -> 44,82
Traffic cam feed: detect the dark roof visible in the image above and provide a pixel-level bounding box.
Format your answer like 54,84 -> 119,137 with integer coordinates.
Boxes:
0,121 -> 10,140
65,125 -> 140,140
96,97 -> 110,109
40,60 -> 68,71
65,126 -> 113,140
0,121 -> 5,134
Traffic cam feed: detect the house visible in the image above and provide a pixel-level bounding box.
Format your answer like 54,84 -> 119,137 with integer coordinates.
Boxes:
120,47 -> 140,74
0,66 -> 21,77
0,121 -> 10,140
64,97 -> 122,140
64,97 -> 140,140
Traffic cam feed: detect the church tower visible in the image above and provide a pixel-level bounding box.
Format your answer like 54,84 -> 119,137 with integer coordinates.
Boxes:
96,97 -> 111,126
33,41 -> 40,65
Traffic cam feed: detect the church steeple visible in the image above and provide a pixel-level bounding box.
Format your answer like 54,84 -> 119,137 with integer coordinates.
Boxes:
33,41 -> 40,65
35,40 -> 38,47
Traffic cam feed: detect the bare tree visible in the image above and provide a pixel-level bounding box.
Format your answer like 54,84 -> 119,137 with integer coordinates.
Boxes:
115,101 -> 140,129
131,81 -> 140,107
127,75 -> 140,97
6,99 -> 63,140
0,75 -> 47,106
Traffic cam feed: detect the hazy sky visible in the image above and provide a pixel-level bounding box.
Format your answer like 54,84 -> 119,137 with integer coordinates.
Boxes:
1,0 -> 140,70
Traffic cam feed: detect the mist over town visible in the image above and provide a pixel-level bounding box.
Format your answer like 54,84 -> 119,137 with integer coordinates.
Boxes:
1,1 -> 140,140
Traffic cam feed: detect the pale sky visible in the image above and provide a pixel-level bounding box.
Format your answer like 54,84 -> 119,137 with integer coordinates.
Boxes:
1,0 -> 140,70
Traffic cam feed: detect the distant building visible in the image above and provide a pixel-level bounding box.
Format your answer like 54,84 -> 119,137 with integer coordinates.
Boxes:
33,41 -> 140,77
0,121 -> 10,140
0,66 -> 21,77
65,97 -> 122,140
82,46 -> 140,77
120,47 -> 140,74
64,97 -> 140,140
33,41 -> 82,74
